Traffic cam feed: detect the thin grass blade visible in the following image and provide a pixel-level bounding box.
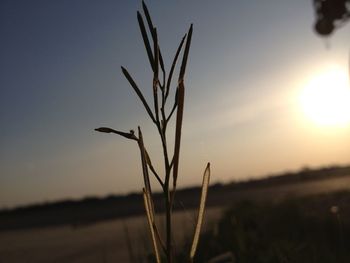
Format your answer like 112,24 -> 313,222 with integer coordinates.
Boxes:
144,185 -> 167,253
159,51 -> 165,86
137,11 -> 155,72
145,150 -> 164,187
166,88 -> 178,122
138,127 -> 152,196
179,24 -> 193,81
165,34 -> 186,100
95,127 -> 137,140
121,67 -> 156,122
171,80 -> 185,189
142,1 -> 165,82
190,163 -> 211,260
143,188 -> 161,263
153,28 -> 159,80
153,28 -> 160,122
142,0 -> 154,30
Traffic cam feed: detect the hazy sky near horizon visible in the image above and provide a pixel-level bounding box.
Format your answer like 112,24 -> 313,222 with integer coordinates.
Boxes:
1,0 -> 350,208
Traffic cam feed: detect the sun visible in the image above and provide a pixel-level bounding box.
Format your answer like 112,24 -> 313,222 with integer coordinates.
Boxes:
299,66 -> 350,127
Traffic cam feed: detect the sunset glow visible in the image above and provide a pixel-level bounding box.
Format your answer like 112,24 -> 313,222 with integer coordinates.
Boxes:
300,67 -> 350,127
1,1 -> 349,208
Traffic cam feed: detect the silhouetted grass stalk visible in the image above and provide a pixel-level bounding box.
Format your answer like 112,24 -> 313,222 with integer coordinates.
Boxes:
190,163 -> 210,262
96,2 -> 209,262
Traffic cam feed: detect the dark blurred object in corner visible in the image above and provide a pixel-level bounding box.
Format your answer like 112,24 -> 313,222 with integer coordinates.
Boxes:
313,0 -> 350,36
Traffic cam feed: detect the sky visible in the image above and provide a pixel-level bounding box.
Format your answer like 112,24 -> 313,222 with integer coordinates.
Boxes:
1,0 -> 349,208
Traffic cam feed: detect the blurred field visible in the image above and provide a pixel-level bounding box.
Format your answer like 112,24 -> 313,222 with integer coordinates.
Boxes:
217,173 -> 350,203
1,174 -> 350,262
196,191 -> 350,263
0,207 -> 223,263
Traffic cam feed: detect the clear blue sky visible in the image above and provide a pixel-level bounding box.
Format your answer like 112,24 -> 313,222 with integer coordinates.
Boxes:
1,0 -> 349,208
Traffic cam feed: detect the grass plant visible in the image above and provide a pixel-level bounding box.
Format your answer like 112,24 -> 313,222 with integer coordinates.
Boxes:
96,2 -> 210,262
196,191 -> 350,263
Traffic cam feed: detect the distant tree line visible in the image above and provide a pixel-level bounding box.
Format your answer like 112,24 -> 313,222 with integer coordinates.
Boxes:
1,165 -> 349,231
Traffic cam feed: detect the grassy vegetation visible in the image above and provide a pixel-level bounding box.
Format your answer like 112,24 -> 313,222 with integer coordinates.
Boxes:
95,2 -> 209,262
194,190 -> 350,263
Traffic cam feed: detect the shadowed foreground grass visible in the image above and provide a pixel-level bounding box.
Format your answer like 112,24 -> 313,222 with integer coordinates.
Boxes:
194,190 -> 350,263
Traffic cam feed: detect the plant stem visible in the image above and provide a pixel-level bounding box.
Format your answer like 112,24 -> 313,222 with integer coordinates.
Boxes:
164,187 -> 173,263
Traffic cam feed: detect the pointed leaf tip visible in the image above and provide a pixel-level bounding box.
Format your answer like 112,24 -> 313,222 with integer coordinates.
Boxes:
190,162 -> 210,260
137,10 -> 155,71
179,23 -> 193,81
95,127 -> 137,140
95,127 -> 114,133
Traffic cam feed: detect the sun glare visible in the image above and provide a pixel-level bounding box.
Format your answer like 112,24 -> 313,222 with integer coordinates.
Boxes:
300,66 -> 350,127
